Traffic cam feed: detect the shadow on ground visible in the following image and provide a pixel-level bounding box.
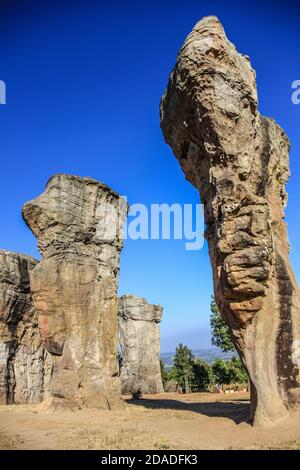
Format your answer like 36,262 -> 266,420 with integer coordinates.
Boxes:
126,398 -> 250,425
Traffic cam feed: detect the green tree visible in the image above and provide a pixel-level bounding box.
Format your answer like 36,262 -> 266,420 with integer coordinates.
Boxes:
210,296 -> 235,352
172,343 -> 194,393
227,357 -> 248,383
212,358 -> 248,385
212,359 -> 232,385
192,359 -> 213,392
160,359 -> 171,386
210,295 -> 249,385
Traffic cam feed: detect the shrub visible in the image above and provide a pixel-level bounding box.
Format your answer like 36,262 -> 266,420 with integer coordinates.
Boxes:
192,359 -> 213,392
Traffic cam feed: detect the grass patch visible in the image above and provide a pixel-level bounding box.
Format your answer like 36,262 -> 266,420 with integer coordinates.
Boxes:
68,428 -> 171,450
0,433 -> 24,450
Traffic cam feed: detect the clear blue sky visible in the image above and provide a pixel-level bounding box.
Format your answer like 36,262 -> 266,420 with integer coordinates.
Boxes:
1,0 -> 299,352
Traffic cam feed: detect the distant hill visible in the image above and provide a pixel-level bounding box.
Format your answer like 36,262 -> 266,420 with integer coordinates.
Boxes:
161,347 -> 237,369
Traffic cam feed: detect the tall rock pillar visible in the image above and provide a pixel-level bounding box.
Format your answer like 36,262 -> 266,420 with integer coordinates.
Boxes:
23,174 -> 127,409
118,295 -> 164,395
160,16 -> 300,425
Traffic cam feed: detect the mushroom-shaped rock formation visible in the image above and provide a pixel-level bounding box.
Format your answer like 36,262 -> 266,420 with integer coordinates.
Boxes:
22,174 -> 127,409
0,250 -> 50,404
160,16 -> 300,426
118,295 -> 164,395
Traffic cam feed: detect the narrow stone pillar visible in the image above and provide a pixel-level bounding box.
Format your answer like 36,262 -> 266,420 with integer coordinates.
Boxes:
118,295 -> 164,395
160,16 -> 300,425
22,174 -> 127,409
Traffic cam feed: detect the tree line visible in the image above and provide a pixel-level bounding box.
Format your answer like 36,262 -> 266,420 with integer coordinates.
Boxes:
160,296 -> 248,393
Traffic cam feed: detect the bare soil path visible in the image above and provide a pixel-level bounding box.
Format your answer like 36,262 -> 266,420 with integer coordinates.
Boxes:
1,392 -> 299,450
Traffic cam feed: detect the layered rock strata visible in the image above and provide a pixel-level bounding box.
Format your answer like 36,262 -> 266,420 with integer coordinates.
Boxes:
23,174 -> 127,409
118,295 -> 164,395
0,250 -> 49,404
160,16 -> 300,425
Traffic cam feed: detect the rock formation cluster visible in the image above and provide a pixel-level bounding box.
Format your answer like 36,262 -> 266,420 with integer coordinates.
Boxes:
119,295 -> 164,395
21,174 -> 127,409
3,16 -> 297,427
160,16 -> 300,425
0,250 -> 49,404
0,174 -> 164,408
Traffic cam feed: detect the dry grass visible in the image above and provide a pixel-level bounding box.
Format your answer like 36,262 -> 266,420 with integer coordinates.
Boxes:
0,433 -> 24,450
1,393 -> 300,450
226,439 -> 300,450
65,428 -> 172,450
126,402 -> 198,421
255,439 -> 300,450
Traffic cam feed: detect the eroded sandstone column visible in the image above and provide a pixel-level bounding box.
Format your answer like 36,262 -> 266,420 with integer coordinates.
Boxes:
22,174 -> 127,409
0,250 -> 49,404
118,295 -> 164,395
160,16 -> 300,425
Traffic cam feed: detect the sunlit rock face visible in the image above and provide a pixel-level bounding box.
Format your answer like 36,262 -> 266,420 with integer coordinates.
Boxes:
160,16 -> 300,426
0,250 -> 50,405
118,295 -> 164,395
23,174 -> 127,409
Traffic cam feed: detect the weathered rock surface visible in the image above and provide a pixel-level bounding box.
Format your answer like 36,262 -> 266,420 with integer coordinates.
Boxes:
118,295 -> 164,395
164,379 -> 181,393
160,16 -> 300,425
0,250 -> 49,404
22,174 -> 127,409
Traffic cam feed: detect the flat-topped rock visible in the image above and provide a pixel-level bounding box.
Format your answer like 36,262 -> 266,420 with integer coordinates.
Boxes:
118,295 -> 163,322
22,174 -> 127,409
22,173 -> 125,259
119,295 -> 163,395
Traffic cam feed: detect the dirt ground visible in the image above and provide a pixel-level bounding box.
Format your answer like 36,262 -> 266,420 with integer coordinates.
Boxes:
1,392 -> 300,450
